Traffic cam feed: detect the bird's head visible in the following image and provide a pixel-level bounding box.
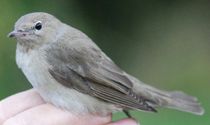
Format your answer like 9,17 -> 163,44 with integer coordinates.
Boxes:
8,12 -> 62,48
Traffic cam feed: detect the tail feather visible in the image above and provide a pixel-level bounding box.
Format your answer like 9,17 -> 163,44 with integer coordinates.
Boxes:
165,91 -> 204,115
127,74 -> 204,115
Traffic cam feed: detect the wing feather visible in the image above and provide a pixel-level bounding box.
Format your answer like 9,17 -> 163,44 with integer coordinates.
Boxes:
45,39 -> 156,112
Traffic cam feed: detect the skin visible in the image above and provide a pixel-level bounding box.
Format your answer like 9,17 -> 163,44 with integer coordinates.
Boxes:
0,89 -> 138,125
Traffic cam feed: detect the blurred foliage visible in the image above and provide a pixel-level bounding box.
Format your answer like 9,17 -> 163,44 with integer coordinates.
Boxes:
0,0 -> 209,124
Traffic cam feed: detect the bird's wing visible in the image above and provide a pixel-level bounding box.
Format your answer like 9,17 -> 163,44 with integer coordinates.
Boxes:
45,39 -> 156,112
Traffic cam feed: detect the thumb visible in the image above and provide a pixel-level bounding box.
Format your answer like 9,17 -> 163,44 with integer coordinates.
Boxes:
72,113 -> 112,125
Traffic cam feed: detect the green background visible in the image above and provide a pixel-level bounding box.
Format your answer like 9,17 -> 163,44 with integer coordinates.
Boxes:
0,0 -> 209,124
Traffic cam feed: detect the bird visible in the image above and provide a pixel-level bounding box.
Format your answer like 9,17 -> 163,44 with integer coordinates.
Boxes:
8,12 -> 204,118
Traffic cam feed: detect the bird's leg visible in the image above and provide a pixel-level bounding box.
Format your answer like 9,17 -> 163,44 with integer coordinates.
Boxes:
123,110 -> 132,118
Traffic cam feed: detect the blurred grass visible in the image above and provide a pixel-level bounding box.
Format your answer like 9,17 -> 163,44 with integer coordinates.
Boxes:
0,0 -> 209,124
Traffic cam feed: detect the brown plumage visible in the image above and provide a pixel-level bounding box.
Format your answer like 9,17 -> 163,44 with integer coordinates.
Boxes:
8,12 -> 204,118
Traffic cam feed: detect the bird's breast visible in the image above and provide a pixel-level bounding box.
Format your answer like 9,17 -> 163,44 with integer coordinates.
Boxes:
15,45 -> 120,116
16,45 -> 51,88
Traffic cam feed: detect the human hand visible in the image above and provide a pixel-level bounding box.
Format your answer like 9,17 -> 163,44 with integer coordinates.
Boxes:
0,89 -> 139,125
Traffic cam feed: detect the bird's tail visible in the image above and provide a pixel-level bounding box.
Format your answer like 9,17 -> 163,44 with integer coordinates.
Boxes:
127,74 -> 204,115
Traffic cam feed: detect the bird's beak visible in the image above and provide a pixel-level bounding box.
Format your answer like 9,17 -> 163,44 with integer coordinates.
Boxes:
8,30 -> 18,38
7,30 -> 25,38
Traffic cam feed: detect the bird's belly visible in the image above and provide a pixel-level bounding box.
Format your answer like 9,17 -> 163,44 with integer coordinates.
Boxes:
16,50 -> 120,116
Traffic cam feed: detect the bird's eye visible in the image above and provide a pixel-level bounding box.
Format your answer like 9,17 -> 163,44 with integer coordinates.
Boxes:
34,21 -> 42,30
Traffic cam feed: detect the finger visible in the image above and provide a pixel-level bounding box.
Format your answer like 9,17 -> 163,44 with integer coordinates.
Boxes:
0,89 -> 45,124
3,104 -> 112,125
107,118 -> 139,125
